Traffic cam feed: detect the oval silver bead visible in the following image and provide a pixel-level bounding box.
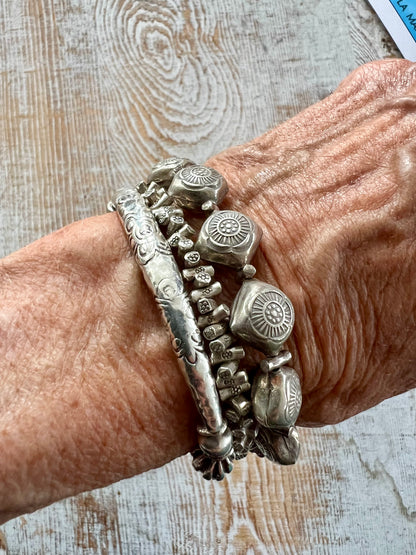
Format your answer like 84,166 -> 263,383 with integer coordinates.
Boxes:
252,366 -> 302,429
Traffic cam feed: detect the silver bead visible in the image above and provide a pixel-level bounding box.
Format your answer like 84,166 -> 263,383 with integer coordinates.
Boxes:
209,333 -> 234,353
260,350 -> 292,373
201,200 -> 219,212
177,238 -> 194,256
136,180 -> 147,194
167,224 -> 195,248
184,250 -> 201,268
190,281 -> 222,303
152,206 -> 183,226
197,297 -> 217,315
210,346 -> 245,365
217,369 -> 248,390
194,271 -> 212,288
238,264 -> 257,280
167,214 -> 185,235
203,321 -> 228,340
217,371 -> 250,401
225,409 -> 241,424
168,165 -> 228,209
142,180 -> 158,200
229,279 -> 295,356
228,395 -> 251,417
150,191 -> 172,209
147,157 -> 194,185
216,360 -> 240,379
232,419 -> 258,460
252,366 -> 302,429
183,265 -> 215,282
194,210 -> 262,269
254,426 -> 300,465
197,304 -> 230,327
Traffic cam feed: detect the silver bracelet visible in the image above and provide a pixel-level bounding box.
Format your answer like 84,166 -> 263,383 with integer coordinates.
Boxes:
108,158 -> 302,480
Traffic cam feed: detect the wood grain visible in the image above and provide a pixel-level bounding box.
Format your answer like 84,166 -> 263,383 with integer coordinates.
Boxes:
1,0 -> 415,553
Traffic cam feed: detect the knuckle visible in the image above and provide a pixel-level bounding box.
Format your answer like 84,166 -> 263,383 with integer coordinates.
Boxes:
348,59 -> 416,95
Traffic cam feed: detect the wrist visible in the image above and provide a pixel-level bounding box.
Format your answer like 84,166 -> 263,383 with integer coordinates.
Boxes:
0,214 -> 198,519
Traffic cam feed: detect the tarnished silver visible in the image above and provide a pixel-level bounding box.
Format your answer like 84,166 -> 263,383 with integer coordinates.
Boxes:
112,187 -> 231,457
195,210 -> 262,269
229,279 -> 295,356
253,426 -> 300,465
252,366 -> 302,429
168,165 -> 228,209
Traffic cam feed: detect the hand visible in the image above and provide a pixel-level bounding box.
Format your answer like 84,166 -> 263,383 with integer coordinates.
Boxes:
1,59 -> 415,522
207,58 -> 416,426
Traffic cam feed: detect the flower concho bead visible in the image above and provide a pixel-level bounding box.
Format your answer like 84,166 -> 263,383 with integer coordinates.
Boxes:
139,157 -> 302,475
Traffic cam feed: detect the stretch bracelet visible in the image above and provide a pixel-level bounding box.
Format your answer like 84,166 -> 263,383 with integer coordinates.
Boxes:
108,158 -> 302,480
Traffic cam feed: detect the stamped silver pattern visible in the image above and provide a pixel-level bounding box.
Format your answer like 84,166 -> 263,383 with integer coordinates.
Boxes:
251,290 -> 294,342
207,211 -> 252,247
113,187 -> 226,439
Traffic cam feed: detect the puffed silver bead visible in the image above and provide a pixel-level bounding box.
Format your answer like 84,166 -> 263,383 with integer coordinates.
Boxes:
252,366 -> 302,429
194,210 -> 262,269
229,279 -> 295,356
168,165 -> 229,209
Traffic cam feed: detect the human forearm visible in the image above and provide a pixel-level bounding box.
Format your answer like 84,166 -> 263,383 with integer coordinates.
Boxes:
0,214 -> 199,521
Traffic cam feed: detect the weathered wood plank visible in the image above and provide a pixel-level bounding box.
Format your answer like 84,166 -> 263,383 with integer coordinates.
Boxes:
0,0 -> 415,553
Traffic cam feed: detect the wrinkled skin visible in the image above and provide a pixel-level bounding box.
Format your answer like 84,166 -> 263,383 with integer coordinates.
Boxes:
0,59 -> 415,522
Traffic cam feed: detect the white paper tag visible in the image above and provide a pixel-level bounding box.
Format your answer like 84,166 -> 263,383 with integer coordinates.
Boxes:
368,0 -> 416,60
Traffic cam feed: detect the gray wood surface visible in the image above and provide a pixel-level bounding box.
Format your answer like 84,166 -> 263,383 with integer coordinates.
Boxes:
0,0 -> 415,553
